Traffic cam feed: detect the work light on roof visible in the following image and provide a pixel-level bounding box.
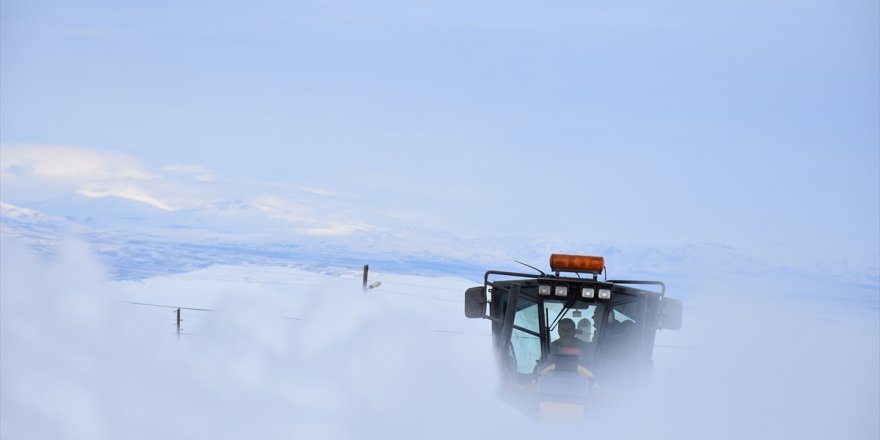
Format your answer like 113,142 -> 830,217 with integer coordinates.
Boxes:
555,285 -> 568,297
598,287 -> 612,300
538,285 -> 552,296
582,287 -> 595,299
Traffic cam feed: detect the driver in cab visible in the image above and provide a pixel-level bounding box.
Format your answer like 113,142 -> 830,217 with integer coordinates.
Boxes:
551,318 -> 591,358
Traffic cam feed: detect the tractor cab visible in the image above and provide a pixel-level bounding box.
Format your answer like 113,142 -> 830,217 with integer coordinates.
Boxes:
464,254 -> 682,418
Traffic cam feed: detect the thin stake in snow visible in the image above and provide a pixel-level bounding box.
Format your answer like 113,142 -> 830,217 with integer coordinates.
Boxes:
362,264 -> 369,293
175,307 -> 181,340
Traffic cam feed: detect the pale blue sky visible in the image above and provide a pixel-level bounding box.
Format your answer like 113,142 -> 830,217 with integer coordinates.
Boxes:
1,0 -> 878,270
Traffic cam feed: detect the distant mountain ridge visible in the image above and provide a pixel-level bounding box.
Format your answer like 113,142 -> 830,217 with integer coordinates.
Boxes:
2,198 -> 877,308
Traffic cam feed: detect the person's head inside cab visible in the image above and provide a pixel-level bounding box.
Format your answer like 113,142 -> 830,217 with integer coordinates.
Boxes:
557,318 -> 577,344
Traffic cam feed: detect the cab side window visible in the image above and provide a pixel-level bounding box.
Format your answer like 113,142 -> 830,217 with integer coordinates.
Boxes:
599,301 -> 639,359
511,299 -> 541,374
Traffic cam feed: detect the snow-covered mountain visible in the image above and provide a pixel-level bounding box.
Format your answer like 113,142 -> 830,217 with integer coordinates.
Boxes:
2,196 -> 878,308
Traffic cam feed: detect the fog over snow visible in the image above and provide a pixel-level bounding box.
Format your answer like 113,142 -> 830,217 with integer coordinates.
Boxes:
2,0 -> 879,438
1,235 -> 877,439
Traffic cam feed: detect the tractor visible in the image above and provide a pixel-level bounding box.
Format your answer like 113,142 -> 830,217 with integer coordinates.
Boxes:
464,253 -> 682,418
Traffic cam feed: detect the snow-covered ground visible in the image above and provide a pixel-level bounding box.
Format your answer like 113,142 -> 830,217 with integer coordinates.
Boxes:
2,235 -> 877,439
1,164 -> 878,439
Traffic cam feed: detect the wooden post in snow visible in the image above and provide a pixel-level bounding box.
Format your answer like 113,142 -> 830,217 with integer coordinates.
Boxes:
176,307 -> 181,340
363,264 -> 369,293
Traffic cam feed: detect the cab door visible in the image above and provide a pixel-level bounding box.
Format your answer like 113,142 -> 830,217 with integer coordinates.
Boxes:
491,284 -> 543,380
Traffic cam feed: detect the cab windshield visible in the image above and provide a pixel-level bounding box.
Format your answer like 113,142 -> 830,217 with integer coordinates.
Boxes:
544,300 -> 604,365
507,297 -> 642,375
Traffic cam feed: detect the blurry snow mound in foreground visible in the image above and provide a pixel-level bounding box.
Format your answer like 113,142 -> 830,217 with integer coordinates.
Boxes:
0,238 -> 524,439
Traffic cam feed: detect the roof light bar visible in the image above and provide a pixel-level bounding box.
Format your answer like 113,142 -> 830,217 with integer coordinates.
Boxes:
549,254 -> 605,275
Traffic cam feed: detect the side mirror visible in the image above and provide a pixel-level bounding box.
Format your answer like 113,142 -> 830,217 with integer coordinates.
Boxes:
660,297 -> 682,330
464,286 -> 487,318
